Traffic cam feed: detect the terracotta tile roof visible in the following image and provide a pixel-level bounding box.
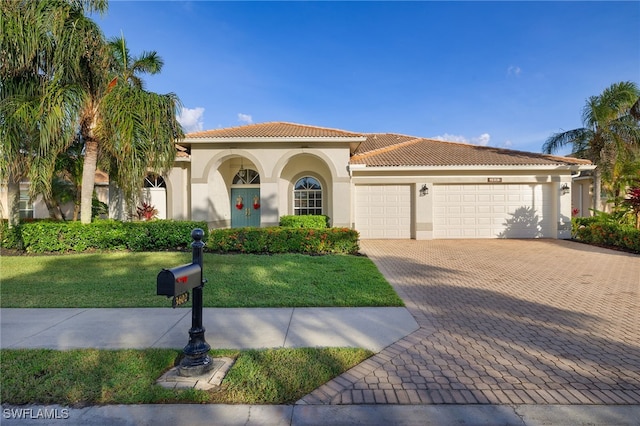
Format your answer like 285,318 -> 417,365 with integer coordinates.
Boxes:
351,134 -> 593,167
352,133 -> 417,154
95,170 -> 109,184
175,143 -> 189,158
184,122 -> 592,167
186,122 -> 365,139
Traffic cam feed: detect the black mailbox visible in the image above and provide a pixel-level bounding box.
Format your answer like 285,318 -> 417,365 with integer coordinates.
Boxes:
157,263 -> 202,297
156,229 -> 212,376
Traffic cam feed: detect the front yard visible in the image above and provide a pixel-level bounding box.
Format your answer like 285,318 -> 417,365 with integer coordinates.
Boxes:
0,251 -> 399,405
0,252 -> 403,308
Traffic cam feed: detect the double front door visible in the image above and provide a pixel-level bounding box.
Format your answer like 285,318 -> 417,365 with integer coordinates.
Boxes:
231,188 -> 260,228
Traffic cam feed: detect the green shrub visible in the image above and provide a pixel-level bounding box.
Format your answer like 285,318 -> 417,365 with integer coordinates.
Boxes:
207,227 -> 359,254
12,220 -> 208,253
573,217 -> 640,254
0,220 -> 22,250
4,219 -> 358,255
279,215 -> 329,228
124,220 -> 208,251
206,228 -> 268,253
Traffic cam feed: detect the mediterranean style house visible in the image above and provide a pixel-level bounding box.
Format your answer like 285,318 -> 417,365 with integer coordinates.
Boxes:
127,122 -> 595,240
1,122 -> 595,239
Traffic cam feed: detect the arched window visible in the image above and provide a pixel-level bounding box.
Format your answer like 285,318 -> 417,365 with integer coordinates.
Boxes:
144,174 -> 166,188
294,176 -> 322,215
233,169 -> 260,185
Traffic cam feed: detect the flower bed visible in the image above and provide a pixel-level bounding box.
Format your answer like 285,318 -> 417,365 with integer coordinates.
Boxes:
572,217 -> 640,254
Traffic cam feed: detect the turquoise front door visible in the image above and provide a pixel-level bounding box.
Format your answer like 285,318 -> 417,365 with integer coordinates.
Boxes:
231,188 -> 260,228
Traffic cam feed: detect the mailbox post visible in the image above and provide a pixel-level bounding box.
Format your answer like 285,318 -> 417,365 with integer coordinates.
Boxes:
181,228 -> 212,376
156,228 -> 213,377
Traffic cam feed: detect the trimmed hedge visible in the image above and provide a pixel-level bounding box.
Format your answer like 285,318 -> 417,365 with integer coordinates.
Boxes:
572,217 -> 640,254
1,220 -> 208,253
207,227 -> 359,254
279,215 -> 329,228
122,220 -> 209,252
2,220 -> 359,255
0,221 -> 22,250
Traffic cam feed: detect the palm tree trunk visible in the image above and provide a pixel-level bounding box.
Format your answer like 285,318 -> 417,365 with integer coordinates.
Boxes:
80,139 -> 98,224
6,176 -> 21,228
593,169 -> 602,213
43,196 -> 64,220
43,182 -> 65,220
73,201 -> 80,221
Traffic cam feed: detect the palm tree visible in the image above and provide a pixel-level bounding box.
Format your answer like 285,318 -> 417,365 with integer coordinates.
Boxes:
0,0 -> 107,227
107,35 -> 164,89
543,81 -> 640,211
45,138 -> 86,220
2,1 -> 182,225
78,34 -> 183,223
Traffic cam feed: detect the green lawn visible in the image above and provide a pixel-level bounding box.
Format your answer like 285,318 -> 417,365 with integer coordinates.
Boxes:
0,252 -> 403,308
0,251 -> 395,405
0,347 -> 373,405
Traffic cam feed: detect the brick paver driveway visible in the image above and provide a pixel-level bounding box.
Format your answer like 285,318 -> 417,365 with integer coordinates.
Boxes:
300,239 -> 640,405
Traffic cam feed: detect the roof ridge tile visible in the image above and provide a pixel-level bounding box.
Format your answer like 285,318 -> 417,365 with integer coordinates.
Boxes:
186,121 -> 364,138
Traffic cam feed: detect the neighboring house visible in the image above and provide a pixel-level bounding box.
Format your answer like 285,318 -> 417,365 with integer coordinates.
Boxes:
151,122 -> 595,239
0,171 -> 109,221
1,122 -> 596,239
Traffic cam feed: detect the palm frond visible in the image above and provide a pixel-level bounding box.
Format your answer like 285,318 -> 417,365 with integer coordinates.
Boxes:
542,128 -> 592,156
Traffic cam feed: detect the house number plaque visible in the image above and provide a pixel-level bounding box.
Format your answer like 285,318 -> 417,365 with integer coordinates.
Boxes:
172,292 -> 189,308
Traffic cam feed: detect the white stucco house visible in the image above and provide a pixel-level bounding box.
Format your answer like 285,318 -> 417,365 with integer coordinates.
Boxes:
141,121 -> 595,240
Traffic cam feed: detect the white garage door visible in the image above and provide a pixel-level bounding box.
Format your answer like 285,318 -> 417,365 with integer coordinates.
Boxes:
355,185 -> 411,239
433,184 -> 553,239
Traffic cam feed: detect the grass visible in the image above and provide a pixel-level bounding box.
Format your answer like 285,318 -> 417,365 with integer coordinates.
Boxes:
0,251 -> 394,406
0,252 -> 403,308
0,347 -> 373,405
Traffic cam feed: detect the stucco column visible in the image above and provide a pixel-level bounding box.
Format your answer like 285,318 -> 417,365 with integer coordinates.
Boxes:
259,179 -> 279,227
190,183 -> 210,223
108,182 -> 126,220
332,178 -> 351,228
415,182 -> 434,240
557,179 -> 573,239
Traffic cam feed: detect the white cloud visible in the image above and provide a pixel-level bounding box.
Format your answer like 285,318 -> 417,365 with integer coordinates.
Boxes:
237,113 -> 253,124
431,133 -> 469,143
177,107 -> 205,133
431,132 -> 491,146
507,65 -> 522,76
472,133 -> 491,146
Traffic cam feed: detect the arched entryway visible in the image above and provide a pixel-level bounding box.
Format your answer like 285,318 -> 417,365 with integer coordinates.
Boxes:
231,167 -> 260,227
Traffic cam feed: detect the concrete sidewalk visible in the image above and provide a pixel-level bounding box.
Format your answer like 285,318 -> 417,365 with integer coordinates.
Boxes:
2,403 -> 639,425
0,307 -> 418,352
2,306 -> 639,425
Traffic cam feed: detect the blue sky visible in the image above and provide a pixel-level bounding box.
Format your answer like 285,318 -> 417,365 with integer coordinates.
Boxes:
94,1 -> 640,154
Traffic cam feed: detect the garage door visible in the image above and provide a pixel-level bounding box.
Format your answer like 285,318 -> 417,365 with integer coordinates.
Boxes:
433,184 -> 553,239
355,185 -> 411,239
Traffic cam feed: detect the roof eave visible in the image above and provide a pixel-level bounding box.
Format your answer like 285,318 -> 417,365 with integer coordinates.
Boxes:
348,164 -> 596,172
184,136 -> 368,144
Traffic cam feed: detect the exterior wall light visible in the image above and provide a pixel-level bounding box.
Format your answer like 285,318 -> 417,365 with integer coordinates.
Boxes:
419,184 -> 429,197
560,183 -> 570,195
